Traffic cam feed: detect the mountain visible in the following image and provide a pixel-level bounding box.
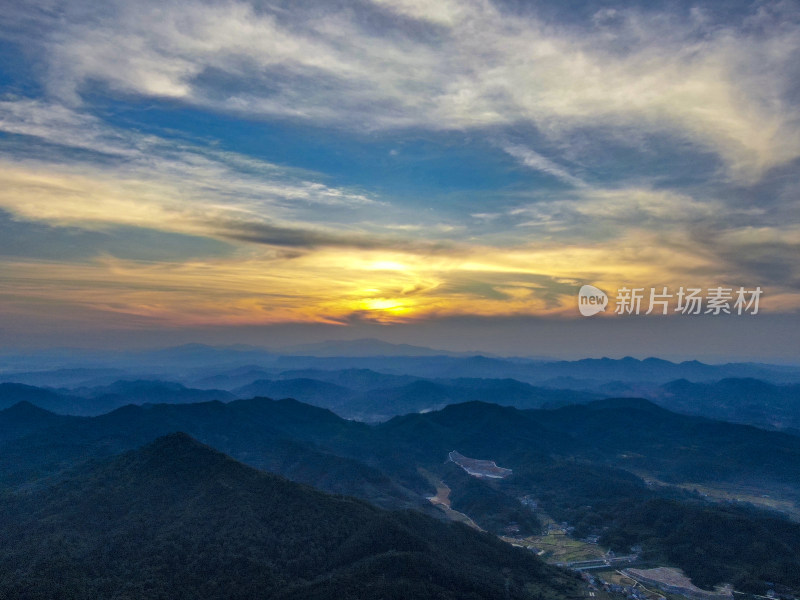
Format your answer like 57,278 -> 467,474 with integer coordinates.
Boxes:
4,393 -> 800,593
530,376 -> 800,434
276,338 -> 476,357
654,378 -> 800,432
378,401 -> 580,462
0,382 -> 82,413
7,392 -> 800,505
379,400 -> 800,593
0,433 -> 581,600
349,377 -> 597,417
535,357 -> 800,385
68,380 -> 235,415
0,398 -> 425,510
193,366 -> 418,393
261,354 -> 800,386
231,375 -> 597,422
233,378 -> 353,410
0,367 -> 130,388
7,391 -> 800,498
190,365 -> 276,389
60,371 -> 800,433
529,398 -> 800,486
275,368 -> 420,391
347,380 -> 454,420
0,401 -> 77,444
6,347 -> 800,388
600,497 -> 800,593
0,380 -> 234,417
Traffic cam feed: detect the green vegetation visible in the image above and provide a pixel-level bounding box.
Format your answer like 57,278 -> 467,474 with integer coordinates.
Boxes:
442,462 -> 542,536
600,499 -> 800,594
0,433 -> 581,600
3,394 -> 800,595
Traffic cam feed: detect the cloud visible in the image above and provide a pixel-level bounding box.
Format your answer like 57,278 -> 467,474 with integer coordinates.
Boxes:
12,0 -> 799,182
512,188 -> 723,230
499,142 -> 585,187
0,99 -> 426,254
697,225 -> 800,289
210,217 -> 454,252
0,158 -> 429,254
0,99 -> 140,157
0,99 -> 378,206
0,209 -> 233,262
367,0 -> 466,26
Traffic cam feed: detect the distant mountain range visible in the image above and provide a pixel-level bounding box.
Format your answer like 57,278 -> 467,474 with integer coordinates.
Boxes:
232,376 -> 601,421
2,364 -> 799,433
276,337 -> 481,357
0,381 -> 234,417
3,344 -> 799,388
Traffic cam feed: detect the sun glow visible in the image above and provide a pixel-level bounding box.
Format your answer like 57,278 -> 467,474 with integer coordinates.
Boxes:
369,261 -> 409,271
358,297 -> 414,315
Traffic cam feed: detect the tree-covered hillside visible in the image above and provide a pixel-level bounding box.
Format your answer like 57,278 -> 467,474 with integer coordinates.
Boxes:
0,433 -> 581,600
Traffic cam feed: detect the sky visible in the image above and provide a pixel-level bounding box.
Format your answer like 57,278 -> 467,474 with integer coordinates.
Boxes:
0,0 -> 798,360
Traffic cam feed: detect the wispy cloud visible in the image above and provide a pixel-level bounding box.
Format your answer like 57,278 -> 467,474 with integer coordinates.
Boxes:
499,142 -> 585,187
0,99 -> 419,253
11,0 -> 799,182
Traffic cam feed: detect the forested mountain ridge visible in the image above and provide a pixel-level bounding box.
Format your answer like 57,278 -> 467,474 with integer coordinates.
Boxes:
0,432 -> 582,600
3,396 -> 800,593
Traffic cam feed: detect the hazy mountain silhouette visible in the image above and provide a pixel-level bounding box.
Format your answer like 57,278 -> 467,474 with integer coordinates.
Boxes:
277,337 -> 477,357
234,378 -> 353,410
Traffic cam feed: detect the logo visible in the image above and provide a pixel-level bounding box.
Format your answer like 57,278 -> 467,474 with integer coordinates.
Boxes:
578,285 -> 608,316
577,284 -> 762,316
